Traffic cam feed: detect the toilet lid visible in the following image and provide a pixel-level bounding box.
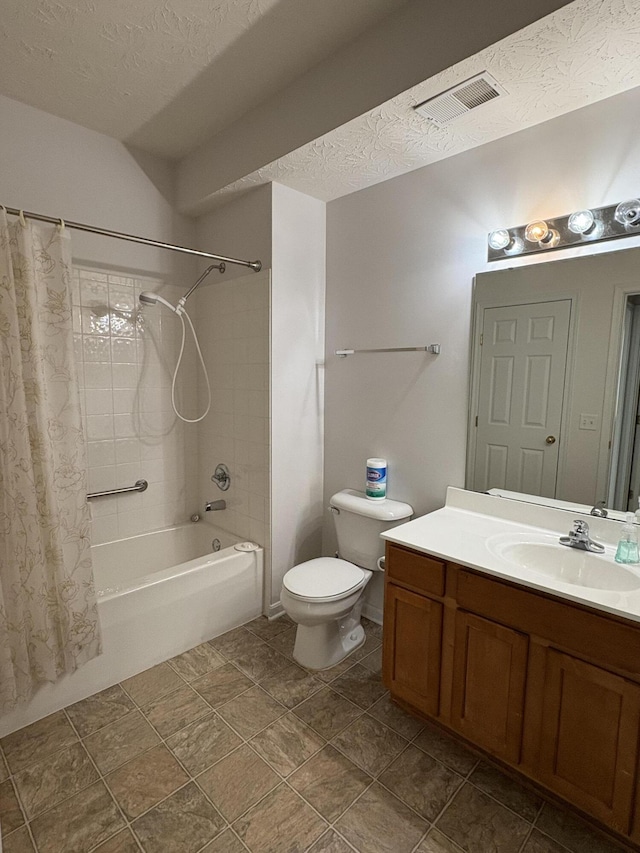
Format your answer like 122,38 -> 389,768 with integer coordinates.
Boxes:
283,558 -> 367,600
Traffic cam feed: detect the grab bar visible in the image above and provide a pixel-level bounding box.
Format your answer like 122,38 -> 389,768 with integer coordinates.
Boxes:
87,479 -> 148,500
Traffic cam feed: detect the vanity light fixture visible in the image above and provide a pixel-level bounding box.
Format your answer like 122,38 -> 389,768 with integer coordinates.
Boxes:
488,198 -> 640,261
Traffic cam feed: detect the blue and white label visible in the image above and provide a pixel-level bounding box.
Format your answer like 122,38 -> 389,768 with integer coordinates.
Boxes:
366,465 -> 386,483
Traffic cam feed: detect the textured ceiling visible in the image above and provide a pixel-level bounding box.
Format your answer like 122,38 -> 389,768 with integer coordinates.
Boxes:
202,0 -> 640,205
0,0 -> 409,158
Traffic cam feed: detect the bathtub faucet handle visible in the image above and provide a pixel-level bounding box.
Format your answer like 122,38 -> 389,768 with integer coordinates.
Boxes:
205,499 -> 226,512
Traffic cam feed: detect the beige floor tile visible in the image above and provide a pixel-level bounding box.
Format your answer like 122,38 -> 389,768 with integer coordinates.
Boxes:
141,684 -> 211,738
359,647 -> 382,673
1,826 -> 35,853
259,662 -> 323,709
92,829 -> 141,852
414,724 -> 478,776
233,783 -> 327,853
1,712 -> 77,773
84,709 -> 160,774
250,713 -> 325,776
436,783 -> 530,853
233,644 -> 290,681
169,643 -> 226,681
201,828 -> 247,853
197,744 -> 280,822
351,634 -> 382,662
367,694 -> 425,739
14,741 -> 98,819
121,662 -> 184,706
331,715 -> 407,776
266,627 -> 297,660
0,753 -> 8,783
106,744 -> 189,820
521,831 -> 571,853
314,659 -> 359,683
0,779 -> 25,835
65,685 -> 134,737
335,782 -> 428,853
30,780 -> 125,853
246,615 -> 293,642
379,744 -> 463,821
308,830 -> 354,853
210,627 -> 265,661
166,712 -> 242,775
289,744 -> 372,821
535,803 -> 625,853
330,664 -> 387,710
192,663 -> 254,707
470,762 -> 542,822
293,687 -> 363,739
132,782 -> 225,853
218,686 -> 285,738
361,618 -> 383,639
416,829 -> 465,852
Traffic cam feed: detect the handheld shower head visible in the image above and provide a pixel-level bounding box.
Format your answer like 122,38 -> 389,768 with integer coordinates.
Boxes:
139,291 -> 178,312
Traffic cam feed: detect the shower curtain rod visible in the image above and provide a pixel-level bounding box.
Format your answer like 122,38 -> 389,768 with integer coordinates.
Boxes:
3,206 -> 262,272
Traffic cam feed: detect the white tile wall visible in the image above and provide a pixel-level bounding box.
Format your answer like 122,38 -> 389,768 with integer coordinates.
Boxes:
72,266 -> 200,544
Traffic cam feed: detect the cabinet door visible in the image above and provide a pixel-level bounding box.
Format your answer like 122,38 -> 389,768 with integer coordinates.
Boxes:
450,610 -> 528,764
383,584 -> 442,715
537,649 -> 640,834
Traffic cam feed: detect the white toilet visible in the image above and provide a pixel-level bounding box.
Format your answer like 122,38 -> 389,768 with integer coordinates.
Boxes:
280,489 -> 413,670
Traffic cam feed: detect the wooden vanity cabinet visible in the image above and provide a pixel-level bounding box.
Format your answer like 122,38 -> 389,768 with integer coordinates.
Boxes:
383,541 -> 640,845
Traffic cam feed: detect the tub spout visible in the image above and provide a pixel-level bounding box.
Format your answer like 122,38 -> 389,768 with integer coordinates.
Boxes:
205,500 -> 226,512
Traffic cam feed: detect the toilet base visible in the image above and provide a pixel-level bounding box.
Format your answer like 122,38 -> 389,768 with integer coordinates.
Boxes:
292,615 -> 366,670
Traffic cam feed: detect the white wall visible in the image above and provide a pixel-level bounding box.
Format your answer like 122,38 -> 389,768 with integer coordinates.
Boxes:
0,95 -> 202,542
324,85 -> 640,616
270,183 -> 326,613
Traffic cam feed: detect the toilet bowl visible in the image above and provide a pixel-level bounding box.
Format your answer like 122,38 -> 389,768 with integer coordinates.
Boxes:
280,489 -> 413,670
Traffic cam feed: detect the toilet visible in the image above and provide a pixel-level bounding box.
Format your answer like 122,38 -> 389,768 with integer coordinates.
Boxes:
280,489 -> 413,670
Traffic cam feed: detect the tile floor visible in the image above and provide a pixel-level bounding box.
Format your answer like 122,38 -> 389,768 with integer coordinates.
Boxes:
0,616 -> 630,853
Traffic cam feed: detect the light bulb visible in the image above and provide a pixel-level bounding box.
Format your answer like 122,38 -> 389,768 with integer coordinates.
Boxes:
488,229 -> 512,250
614,200 -> 640,228
567,209 -> 595,234
504,236 -> 524,256
538,228 -> 560,248
524,220 -> 550,243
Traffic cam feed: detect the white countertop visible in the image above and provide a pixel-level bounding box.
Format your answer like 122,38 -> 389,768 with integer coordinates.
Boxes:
381,487 -> 640,625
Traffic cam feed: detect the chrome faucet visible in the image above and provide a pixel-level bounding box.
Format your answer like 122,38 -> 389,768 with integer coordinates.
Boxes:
205,499 -> 226,512
559,519 -> 604,553
590,501 -> 608,518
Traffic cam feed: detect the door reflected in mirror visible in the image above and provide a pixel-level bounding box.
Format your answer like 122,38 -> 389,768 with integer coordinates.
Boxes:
467,246 -> 640,512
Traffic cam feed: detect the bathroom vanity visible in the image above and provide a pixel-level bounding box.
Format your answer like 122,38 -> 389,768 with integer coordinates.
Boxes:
381,488 -> 640,848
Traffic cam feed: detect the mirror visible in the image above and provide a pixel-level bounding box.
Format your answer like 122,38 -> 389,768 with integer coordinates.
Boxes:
466,245 -> 640,515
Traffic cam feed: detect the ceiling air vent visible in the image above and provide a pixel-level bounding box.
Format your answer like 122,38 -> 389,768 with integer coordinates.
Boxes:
413,72 -> 506,126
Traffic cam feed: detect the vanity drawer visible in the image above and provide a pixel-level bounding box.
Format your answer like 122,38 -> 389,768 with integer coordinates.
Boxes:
386,544 -> 445,597
456,568 -> 640,679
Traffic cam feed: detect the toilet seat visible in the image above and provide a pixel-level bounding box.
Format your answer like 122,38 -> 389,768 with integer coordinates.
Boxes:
283,558 -> 368,602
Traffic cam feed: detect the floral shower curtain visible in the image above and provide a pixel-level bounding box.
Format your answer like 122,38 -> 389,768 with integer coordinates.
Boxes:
0,210 -> 101,711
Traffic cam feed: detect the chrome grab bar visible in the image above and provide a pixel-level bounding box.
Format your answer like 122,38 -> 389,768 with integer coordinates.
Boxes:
87,479 -> 148,500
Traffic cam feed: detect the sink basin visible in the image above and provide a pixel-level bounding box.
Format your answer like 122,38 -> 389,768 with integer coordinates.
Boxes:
486,531 -> 640,592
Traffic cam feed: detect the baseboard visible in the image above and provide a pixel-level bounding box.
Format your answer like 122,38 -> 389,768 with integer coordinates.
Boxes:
267,600 -> 285,620
362,602 -> 383,626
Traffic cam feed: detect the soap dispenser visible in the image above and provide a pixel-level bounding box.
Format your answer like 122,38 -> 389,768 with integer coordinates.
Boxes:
615,513 -> 640,564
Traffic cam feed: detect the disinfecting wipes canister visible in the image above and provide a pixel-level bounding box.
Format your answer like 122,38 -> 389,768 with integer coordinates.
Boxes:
366,457 -> 387,500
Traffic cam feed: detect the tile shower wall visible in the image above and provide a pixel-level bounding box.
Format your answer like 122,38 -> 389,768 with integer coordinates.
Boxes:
72,265 -> 200,544
194,271 -> 270,556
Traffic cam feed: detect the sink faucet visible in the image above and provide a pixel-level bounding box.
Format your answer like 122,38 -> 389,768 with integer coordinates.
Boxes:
559,519 -> 604,553
590,501 -> 608,518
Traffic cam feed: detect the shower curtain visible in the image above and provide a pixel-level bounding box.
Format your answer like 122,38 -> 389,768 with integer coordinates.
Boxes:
0,210 -> 101,711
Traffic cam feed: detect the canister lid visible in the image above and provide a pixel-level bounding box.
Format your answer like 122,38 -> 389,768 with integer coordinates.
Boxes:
329,489 -> 413,521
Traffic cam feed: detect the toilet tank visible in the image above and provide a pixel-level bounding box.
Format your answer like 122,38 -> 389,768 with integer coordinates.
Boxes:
330,489 -> 413,571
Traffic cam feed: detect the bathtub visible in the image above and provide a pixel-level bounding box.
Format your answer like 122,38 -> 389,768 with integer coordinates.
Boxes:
0,523 -> 263,737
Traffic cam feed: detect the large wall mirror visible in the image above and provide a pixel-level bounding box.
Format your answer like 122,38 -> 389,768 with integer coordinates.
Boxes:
466,246 -> 640,513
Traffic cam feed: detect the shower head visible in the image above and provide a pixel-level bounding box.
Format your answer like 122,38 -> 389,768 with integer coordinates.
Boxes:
138,291 -> 178,312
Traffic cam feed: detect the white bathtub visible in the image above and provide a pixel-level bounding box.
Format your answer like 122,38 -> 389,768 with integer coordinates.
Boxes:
0,523 -> 263,737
